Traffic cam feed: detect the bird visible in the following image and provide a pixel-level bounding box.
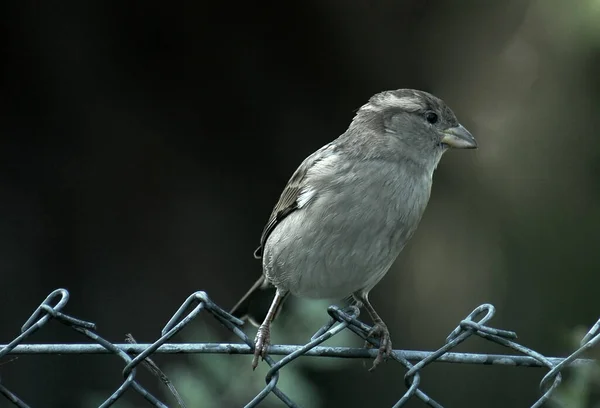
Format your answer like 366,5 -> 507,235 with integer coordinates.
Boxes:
230,89 -> 477,370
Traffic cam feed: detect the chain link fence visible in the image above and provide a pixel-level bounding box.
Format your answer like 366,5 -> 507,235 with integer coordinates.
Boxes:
0,288 -> 598,407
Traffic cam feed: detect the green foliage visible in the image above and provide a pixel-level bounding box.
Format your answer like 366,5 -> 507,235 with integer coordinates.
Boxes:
550,328 -> 600,408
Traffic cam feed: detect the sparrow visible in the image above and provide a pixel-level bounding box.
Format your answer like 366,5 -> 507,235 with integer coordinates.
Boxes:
230,89 -> 477,370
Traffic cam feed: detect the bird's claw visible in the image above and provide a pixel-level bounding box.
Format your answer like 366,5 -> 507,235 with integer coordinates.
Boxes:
364,322 -> 392,371
251,325 -> 270,370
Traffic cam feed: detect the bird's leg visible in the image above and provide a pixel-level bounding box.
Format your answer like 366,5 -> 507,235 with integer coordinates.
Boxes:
354,292 -> 392,371
252,289 -> 287,370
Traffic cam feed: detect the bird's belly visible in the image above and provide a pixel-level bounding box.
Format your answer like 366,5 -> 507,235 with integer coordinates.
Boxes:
263,194 -> 417,299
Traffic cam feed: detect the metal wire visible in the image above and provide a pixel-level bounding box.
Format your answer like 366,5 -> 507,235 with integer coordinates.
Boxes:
0,289 -> 598,407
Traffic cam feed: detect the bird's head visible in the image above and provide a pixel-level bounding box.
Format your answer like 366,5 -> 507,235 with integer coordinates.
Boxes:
347,89 -> 477,168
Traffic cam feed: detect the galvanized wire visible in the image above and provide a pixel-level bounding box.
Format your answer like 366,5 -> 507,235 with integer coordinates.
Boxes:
0,289 -> 598,407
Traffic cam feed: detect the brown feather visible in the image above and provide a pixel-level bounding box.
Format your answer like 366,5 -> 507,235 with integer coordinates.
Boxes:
253,143 -> 335,259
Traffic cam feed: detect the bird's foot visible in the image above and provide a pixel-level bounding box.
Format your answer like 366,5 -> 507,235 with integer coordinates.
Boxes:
251,324 -> 271,370
364,322 -> 392,371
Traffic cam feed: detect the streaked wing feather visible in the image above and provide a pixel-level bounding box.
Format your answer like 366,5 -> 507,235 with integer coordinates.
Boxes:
254,143 -> 334,259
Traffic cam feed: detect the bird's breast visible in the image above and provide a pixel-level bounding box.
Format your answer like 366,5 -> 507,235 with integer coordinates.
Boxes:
263,159 -> 432,299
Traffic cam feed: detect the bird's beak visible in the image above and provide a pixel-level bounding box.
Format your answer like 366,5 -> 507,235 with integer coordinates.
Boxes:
441,124 -> 477,149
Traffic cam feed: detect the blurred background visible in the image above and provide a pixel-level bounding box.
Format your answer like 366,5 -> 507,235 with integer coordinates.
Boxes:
1,1 -> 600,407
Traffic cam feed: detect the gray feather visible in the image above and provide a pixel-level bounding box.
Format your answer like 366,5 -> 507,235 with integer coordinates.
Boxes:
234,88 -> 476,323
253,143 -> 337,259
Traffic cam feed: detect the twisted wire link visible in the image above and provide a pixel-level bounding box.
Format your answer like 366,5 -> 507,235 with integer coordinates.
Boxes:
0,289 -> 598,407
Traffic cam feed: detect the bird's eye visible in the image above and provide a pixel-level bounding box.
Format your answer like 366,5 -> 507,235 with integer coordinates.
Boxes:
425,111 -> 438,124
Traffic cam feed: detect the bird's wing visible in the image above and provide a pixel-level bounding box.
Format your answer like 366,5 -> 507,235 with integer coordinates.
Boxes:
254,143 -> 336,259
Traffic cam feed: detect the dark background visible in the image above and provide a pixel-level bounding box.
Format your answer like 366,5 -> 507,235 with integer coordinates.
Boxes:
1,1 -> 599,407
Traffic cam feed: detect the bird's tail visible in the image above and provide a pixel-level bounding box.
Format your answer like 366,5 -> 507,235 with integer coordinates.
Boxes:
230,276 -> 278,327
